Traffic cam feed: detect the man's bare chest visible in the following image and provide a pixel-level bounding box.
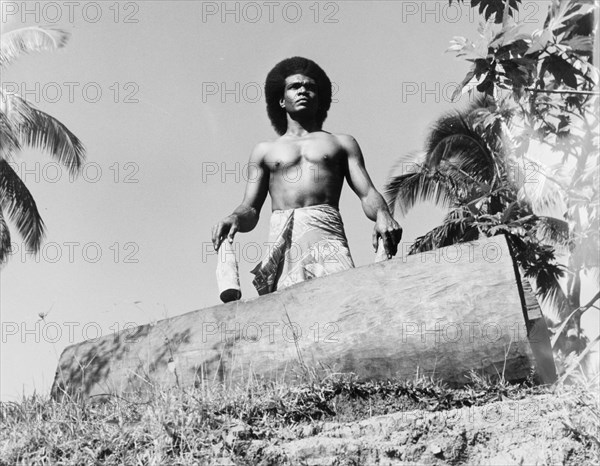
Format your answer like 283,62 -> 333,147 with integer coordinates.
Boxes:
264,139 -> 345,171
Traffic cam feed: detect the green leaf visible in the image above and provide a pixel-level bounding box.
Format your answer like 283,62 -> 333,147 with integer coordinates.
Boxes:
452,69 -> 475,102
547,0 -> 596,33
561,35 -> 594,52
526,28 -> 554,55
452,66 -> 489,101
447,36 -> 488,60
476,74 -> 496,95
542,54 -> 579,88
489,23 -> 530,49
470,0 -> 522,23
495,39 -> 530,61
497,57 -> 536,94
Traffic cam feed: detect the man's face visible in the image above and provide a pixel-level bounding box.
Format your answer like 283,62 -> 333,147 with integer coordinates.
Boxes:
280,74 -> 319,116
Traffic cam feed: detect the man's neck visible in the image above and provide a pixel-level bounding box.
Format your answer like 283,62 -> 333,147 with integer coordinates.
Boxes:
284,117 -> 321,137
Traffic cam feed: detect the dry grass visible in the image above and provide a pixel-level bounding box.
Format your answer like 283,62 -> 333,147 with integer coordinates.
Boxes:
1,369 -> 575,466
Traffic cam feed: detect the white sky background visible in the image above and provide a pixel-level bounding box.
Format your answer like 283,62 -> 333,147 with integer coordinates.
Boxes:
0,0 -> 572,400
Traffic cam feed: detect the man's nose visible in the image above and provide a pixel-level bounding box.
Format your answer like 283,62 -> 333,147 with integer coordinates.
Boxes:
299,83 -> 312,93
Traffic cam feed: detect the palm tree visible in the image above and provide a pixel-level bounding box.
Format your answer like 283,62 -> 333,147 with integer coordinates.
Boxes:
385,97 -> 514,247
384,96 -> 582,354
0,27 -> 85,263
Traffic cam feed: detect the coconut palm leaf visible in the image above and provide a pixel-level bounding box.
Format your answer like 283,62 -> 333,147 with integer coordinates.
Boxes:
0,210 -> 11,264
410,206 -> 478,253
425,114 -> 499,184
518,156 -> 574,211
385,171 -> 457,217
2,93 -> 85,174
387,96 -> 508,218
0,109 -> 21,160
535,216 -> 570,249
439,157 -> 494,194
0,27 -> 69,68
426,112 -> 494,161
385,151 -> 425,180
426,94 -> 493,140
0,159 -> 45,251
537,272 -> 571,323
0,27 -> 84,264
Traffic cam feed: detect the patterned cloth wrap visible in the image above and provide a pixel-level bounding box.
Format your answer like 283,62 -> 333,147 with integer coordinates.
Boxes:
251,204 -> 355,295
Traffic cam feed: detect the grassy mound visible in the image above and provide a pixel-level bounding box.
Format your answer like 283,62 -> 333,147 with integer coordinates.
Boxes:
1,373 -> 598,465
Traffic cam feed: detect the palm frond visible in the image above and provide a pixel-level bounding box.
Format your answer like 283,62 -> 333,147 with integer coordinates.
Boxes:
410,207 -> 478,253
525,186 -> 568,216
384,170 -> 456,217
535,216 -> 570,248
517,157 -> 569,215
0,209 -> 12,264
438,157 -> 494,194
0,108 -> 21,160
0,27 -> 69,68
425,113 -> 502,186
386,151 -> 425,180
3,93 -> 85,174
538,277 -> 572,327
0,159 -> 45,251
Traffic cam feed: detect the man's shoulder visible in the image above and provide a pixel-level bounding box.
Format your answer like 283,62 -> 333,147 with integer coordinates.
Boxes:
249,139 -> 277,160
304,131 -> 358,147
329,132 -> 357,143
327,132 -> 360,152
254,138 -> 277,148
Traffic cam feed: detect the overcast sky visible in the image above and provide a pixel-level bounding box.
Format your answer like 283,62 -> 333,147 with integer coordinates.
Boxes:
2,0 -> 576,400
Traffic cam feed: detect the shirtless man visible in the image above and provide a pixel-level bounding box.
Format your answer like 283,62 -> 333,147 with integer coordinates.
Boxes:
212,57 -> 402,294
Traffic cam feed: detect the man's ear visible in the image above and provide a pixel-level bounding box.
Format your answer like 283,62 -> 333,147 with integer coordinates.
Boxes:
280,98 -> 285,108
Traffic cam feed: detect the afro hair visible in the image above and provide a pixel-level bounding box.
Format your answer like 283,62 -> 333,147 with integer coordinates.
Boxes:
264,57 -> 332,135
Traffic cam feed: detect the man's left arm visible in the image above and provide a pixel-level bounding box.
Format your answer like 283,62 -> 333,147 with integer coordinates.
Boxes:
340,134 -> 402,258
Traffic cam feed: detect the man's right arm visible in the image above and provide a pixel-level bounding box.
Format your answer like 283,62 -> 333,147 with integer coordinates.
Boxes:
211,143 -> 269,251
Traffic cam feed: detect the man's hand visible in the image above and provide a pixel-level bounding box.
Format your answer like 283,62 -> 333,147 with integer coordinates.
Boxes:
372,212 -> 402,259
212,215 -> 240,251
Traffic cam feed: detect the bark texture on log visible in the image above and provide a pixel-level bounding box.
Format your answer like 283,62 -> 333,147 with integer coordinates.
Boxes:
52,235 -> 556,399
